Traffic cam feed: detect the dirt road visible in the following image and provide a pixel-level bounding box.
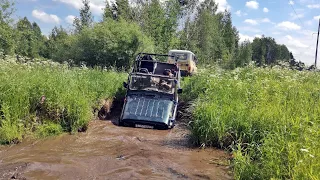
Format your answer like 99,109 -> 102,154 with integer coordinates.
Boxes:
0,119 -> 232,180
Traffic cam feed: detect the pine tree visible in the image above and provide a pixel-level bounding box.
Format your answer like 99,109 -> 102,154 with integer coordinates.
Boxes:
0,0 -> 15,55
16,17 -> 35,58
103,1 -> 113,21
0,0 -> 14,23
116,0 -> 132,21
74,0 -> 93,33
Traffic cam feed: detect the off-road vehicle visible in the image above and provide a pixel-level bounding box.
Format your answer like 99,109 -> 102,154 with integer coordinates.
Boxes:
119,53 -> 182,129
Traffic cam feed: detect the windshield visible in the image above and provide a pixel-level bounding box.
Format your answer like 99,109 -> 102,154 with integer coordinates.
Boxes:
171,53 -> 188,61
129,74 -> 175,94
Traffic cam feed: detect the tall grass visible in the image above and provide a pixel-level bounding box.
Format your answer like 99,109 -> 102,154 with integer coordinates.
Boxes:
0,59 -> 126,144
184,66 -> 320,179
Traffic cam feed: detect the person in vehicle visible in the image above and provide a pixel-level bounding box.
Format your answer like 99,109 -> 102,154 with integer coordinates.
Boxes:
159,70 -> 173,90
163,69 -> 174,78
142,54 -> 154,61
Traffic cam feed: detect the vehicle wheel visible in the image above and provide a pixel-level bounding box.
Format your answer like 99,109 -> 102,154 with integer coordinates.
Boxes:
118,119 -> 124,126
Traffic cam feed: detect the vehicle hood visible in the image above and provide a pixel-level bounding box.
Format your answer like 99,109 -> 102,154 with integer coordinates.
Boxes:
122,95 -> 174,124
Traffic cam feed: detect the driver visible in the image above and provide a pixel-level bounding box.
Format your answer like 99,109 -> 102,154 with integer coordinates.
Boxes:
160,70 -> 173,90
163,69 -> 174,78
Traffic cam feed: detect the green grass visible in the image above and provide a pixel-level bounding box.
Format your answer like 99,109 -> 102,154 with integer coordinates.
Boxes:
0,59 -> 126,144
183,66 -> 320,179
35,121 -> 63,138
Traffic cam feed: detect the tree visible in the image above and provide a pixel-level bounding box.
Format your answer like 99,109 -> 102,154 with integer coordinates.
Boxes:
103,1 -> 113,21
193,0 -> 222,63
115,0 -> 132,21
72,20 -> 154,69
0,0 -> 15,55
46,26 -> 70,60
140,0 -> 166,53
162,0 -> 182,51
74,0 -> 93,33
236,40 -> 252,67
0,0 -> 14,24
251,36 -> 291,66
220,11 -> 238,63
15,17 -> 36,58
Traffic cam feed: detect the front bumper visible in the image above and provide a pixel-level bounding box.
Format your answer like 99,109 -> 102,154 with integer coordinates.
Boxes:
120,119 -> 170,129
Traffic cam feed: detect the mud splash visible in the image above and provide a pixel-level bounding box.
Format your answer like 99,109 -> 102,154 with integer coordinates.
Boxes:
0,120 -> 232,180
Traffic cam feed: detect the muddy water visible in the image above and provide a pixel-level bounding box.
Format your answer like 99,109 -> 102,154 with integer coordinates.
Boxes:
0,120 -> 231,180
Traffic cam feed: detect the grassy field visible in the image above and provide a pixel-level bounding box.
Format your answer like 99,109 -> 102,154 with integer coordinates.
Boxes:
0,59 -> 126,144
183,66 -> 320,179
2,57 -> 320,179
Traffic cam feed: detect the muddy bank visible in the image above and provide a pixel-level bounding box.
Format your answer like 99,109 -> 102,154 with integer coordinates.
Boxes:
0,119 -> 232,180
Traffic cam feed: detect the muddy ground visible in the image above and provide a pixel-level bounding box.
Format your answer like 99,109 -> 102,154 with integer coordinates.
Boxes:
0,118 -> 232,180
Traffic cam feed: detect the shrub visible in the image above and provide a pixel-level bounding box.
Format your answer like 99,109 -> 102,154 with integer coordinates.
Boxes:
0,59 -> 126,144
184,66 -> 320,179
35,121 -> 63,138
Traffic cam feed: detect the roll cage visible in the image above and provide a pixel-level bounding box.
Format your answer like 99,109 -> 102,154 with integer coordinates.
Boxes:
132,53 -> 180,78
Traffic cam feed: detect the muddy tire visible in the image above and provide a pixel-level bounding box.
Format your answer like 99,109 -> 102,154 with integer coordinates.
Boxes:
118,119 -> 124,126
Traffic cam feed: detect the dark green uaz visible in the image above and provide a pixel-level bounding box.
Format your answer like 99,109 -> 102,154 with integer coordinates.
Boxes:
119,53 -> 182,129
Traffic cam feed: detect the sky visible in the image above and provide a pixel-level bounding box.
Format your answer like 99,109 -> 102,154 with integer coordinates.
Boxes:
13,0 -> 320,65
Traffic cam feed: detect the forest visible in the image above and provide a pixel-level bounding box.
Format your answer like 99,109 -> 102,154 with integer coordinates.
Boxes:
1,0 -> 319,179
0,0 -> 293,69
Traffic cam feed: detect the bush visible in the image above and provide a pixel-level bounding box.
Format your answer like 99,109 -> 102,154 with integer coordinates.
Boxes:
35,121 -> 63,138
0,59 -> 126,144
184,66 -> 320,179
53,19 -> 155,69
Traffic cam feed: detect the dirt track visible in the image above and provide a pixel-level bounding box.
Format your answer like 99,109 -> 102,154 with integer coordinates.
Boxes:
0,119 -> 232,180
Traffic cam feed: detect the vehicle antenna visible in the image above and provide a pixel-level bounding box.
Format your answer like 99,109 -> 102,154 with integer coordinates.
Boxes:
315,18 -> 320,68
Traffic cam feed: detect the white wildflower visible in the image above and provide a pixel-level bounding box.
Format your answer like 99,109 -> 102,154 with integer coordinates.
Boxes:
300,148 -> 309,153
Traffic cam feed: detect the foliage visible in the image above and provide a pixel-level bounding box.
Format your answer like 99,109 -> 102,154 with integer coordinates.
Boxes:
73,0 -> 93,33
252,36 -> 290,65
35,121 -> 63,138
0,0 -> 294,69
0,0 -> 14,24
0,58 -> 126,144
67,20 -> 154,69
184,67 -> 320,179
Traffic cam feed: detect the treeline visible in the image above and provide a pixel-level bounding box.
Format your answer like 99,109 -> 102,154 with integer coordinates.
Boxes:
0,0 -> 294,69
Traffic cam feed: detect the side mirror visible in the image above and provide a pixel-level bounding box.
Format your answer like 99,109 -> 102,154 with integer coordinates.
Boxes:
177,88 -> 183,94
123,82 -> 128,88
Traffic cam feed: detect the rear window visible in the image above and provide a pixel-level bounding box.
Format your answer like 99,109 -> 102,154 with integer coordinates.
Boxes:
171,53 -> 188,61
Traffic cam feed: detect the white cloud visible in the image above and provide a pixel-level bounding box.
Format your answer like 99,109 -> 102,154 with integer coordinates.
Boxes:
238,26 -> 262,33
285,35 -> 293,40
306,20 -> 313,25
215,0 -> 231,13
65,15 -> 76,24
261,18 -> 271,23
243,18 -> 272,25
244,19 -> 258,25
289,1 -> 294,5
276,21 -> 301,30
263,7 -> 269,13
235,10 -> 241,17
314,15 -> 320,20
307,4 -> 320,9
290,12 -> 304,20
32,10 -> 60,24
285,35 -> 308,48
272,32 -> 282,35
52,0 -> 82,9
246,1 -> 259,9
275,30 -> 317,65
239,33 -> 254,42
239,33 -> 261,42
234,10 -> 247,17
53,0 -> 104,15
